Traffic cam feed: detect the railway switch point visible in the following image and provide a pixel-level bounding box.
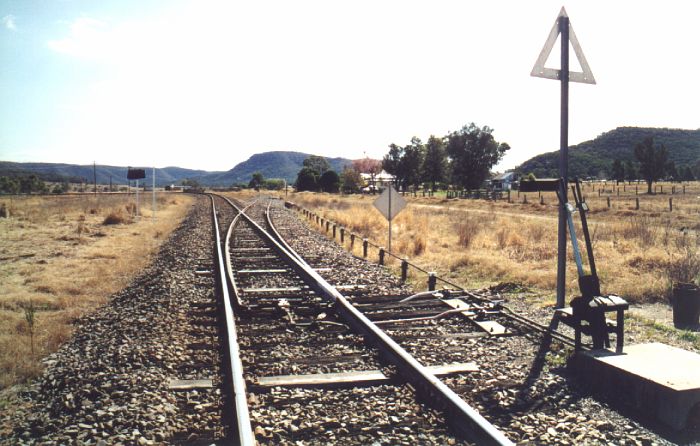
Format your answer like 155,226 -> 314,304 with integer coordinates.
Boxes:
571,343 -> 700,430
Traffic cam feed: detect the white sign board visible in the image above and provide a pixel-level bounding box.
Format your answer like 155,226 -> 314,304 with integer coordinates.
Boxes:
373,185 -> 406,221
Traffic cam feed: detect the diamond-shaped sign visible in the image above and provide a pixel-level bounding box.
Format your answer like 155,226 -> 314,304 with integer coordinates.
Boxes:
373,185 -> 406,221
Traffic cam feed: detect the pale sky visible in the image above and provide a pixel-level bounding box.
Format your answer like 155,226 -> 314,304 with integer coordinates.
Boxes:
1,1 -> 698,172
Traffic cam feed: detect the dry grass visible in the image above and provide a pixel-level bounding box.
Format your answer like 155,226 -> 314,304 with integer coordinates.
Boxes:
0,192 -> 193,389
288,182 -> 700,306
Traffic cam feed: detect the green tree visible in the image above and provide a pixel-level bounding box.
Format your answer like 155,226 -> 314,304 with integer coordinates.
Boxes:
318,170 -> 340,193
303,155 -> 331,176
18,175 -> 46,194
446,123 -> 510,190
295,167 -> 319,192
634,137 -> 668,194
340,167 -> 362,193
263,178 -> 285,190
611,159 -> 625,184
624,160 -> 637,182
681,166 -> 695,181
181,178 -> 203,192
382,137 -> 425,190
666,161 -> 678,182
422,135 -> 447,190
0,176 -> 20,194
52,182 -> 69,194
248,172 -> 264,189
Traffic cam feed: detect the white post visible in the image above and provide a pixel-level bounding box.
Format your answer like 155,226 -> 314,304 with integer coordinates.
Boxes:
388,185 -> 392,252
152,166 -> 156,221
136,179 -> 140,218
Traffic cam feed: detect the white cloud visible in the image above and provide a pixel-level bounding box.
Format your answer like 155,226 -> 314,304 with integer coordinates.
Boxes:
47,17 -> 109,58
2,14 -> 17,31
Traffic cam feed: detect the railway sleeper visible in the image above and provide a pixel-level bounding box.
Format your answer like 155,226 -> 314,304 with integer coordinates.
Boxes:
252,362 -> 479,390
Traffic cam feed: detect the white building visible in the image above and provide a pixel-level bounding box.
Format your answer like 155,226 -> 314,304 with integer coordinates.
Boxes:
360,170 -> 395,191
490,171 -> 518,191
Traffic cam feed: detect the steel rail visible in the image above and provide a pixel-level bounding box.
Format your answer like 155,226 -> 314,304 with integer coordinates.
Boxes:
258,198 -> 513,446
224,200 -> 258,308
293,203 -> 582,350
209,196 -> 255,446
264,200 -> 309,267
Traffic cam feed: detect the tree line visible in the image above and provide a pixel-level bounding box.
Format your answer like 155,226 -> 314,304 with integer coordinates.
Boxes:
382,123 -> 509,191
0,174 -> 70,194
609,136 -> 697,194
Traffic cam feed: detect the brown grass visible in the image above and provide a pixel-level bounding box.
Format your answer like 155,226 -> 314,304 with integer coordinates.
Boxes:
456,216 -> 481,248
286,181 -> 700,306
0,192 -> 193,389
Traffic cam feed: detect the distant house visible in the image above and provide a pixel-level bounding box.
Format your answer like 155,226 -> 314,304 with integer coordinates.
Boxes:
490,171 -> 518,191
361,170 -> 395,192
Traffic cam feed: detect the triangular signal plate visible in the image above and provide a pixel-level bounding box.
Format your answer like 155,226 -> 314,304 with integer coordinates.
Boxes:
531,7 -> 596,84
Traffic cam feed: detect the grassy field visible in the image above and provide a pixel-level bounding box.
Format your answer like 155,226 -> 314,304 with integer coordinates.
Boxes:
286,181 -> 700,306
0,192 -> 193,389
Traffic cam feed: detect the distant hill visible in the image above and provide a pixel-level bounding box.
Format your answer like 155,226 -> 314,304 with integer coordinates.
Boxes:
199,151 -> 353,186
0,162 -> 217,186
517,127 -> 700,179
0,151 -> 354,187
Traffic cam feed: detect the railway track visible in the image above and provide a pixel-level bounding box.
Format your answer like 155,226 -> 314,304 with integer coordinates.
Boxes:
211,197 -> 490,444
1,193 -> 676,445
210,194 -> 511,445
211,194 -> 673,445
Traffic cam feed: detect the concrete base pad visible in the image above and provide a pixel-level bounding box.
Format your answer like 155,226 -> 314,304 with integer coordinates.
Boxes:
571,343 -> 700,430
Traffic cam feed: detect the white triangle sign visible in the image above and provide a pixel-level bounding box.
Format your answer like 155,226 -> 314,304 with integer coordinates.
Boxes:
531,7 -> 595,85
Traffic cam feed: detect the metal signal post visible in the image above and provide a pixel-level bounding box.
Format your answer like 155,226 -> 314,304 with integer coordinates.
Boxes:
557,15 -> 569,309
531,8 -> 595,308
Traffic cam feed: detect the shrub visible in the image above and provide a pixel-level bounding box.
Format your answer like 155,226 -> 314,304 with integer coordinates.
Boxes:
667,233 -> 700,285
103,212 -> 127,225
412,236 -> 426,256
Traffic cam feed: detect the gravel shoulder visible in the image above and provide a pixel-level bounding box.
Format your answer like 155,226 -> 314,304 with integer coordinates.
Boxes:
1,196 -> 225,445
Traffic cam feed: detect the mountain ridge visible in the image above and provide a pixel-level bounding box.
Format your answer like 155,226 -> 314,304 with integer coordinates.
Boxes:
197,151 -> 352,186
516,127 -> 700,178
0,151 -> 354,187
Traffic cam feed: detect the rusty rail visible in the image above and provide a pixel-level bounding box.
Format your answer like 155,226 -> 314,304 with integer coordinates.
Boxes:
209,196 -> 255,446
252,197 -> 513,446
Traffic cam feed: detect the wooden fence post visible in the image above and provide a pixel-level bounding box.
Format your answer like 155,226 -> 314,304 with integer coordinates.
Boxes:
378,247 -> 385,265
428,272 -> 437,291
669,198 -> 673,212
635,197 -> 640,210
363,239 -> 368,258
401,259 -> 409,282
607,197 -> 611,208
